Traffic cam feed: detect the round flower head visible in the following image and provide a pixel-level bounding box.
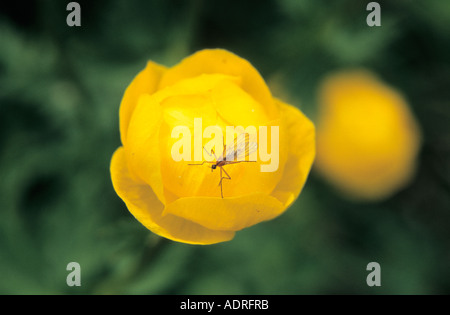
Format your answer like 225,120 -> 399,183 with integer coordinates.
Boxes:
110,49 -> 315,244
315,70 -> 421,201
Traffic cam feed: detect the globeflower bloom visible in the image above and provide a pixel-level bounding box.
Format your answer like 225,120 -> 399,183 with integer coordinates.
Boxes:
315,70 -> 421,201
110,49 -> 315,244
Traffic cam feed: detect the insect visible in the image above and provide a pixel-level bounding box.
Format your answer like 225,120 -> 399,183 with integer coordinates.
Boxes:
188,134 -> 258,198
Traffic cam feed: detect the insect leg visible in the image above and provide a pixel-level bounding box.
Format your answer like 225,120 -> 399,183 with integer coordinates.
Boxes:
218,167 -> 232,186
220,167 -> 223,198
187,161 -> 214,166
202,145 -> 220,162
202,146 -> 213,157
222,161 -> 257,165
218,166 -> 232,198
221,167 -> 232,180
188,146 -> 218,167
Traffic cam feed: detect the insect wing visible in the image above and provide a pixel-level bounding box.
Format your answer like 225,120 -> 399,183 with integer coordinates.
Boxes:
225,134 -> 257,161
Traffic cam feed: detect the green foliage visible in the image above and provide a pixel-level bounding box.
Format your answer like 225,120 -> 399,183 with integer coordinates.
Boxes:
0,0 -> 449,294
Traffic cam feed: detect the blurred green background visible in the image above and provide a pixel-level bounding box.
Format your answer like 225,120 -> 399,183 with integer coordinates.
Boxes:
1,0 -> 449,294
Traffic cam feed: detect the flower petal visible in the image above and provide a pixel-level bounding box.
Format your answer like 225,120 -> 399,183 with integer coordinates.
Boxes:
110,147 -> 235,244
120,61 -> 166,145
210,79 -> 271,126
159,49 -> 279,120
125,94 -> 166,204
270,100 -> 316,208
163,193 -> 285,231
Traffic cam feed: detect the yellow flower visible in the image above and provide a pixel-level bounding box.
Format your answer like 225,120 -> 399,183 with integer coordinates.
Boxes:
315,70 -> 421,201
110,49 -> 315,244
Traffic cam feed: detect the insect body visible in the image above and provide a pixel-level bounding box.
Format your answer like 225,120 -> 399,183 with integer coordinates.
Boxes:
189,134 -> 257,198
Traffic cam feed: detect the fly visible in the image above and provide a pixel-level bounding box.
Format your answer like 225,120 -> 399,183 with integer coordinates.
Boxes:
188,134 -> 257,198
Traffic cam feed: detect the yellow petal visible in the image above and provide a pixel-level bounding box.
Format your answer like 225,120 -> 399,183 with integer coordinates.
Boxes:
120,61 -> 166,145
210,79 -> 271,126
110,147 -> 235,244
163,193 -> 285,231
125,94 -> 166,203
270,100 -> 316,208
159,49 -> 279,120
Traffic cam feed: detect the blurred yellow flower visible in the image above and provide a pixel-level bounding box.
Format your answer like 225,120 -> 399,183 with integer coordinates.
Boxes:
315,70 -> 421,201
110,49 -> 315,244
